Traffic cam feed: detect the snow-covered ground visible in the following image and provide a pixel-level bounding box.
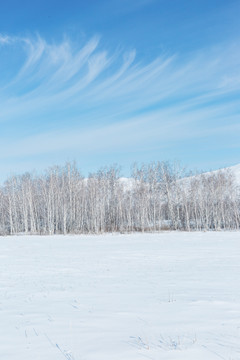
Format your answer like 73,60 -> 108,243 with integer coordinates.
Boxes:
1,232 -> 240,360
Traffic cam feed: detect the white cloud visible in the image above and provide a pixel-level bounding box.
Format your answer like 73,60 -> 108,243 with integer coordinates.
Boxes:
0,35 -> 13,46
0,34 -> 240,163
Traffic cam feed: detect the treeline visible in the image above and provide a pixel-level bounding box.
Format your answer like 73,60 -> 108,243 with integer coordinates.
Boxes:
0,161 -> 239,235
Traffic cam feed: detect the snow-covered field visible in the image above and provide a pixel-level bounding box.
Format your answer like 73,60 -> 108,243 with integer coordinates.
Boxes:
1,232 -> 240,360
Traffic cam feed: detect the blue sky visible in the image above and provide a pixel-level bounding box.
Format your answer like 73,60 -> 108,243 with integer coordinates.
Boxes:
0,0 -> 240,180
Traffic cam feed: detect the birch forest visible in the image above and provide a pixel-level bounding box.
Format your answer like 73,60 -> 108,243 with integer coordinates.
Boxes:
0,161 -> 239,235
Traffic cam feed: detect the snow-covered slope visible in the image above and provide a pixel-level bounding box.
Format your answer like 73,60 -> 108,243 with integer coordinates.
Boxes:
223,163 -> 240,184
119,163 -> 240,188
118,177 -> 136,190
190,163 -> 240,185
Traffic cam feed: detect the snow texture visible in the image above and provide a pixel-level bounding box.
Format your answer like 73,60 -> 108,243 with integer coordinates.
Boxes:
1,232 -> 240,359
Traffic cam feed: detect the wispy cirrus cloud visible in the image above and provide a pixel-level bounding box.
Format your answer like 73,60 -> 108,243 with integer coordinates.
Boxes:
1,35 -> 240,116
0,33 -> 240,177
0,34 -> 11,44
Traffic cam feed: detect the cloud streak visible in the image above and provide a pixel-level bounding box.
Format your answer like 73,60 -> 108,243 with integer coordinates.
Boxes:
0,34 -> 11,44
0,33 -> 240,175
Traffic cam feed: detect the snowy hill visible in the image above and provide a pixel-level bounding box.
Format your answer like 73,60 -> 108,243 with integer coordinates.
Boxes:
194,163 -> 240,185
119,163 -> 240,188
219,163 -> 240,184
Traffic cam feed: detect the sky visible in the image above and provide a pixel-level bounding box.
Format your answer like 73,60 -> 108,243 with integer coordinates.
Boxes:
0,0 -> 240,180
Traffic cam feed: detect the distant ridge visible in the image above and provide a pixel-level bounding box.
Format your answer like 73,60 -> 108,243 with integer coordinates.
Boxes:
201,163 -> 240,185
221,163 -> 240,184
119,163 -> 240,187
